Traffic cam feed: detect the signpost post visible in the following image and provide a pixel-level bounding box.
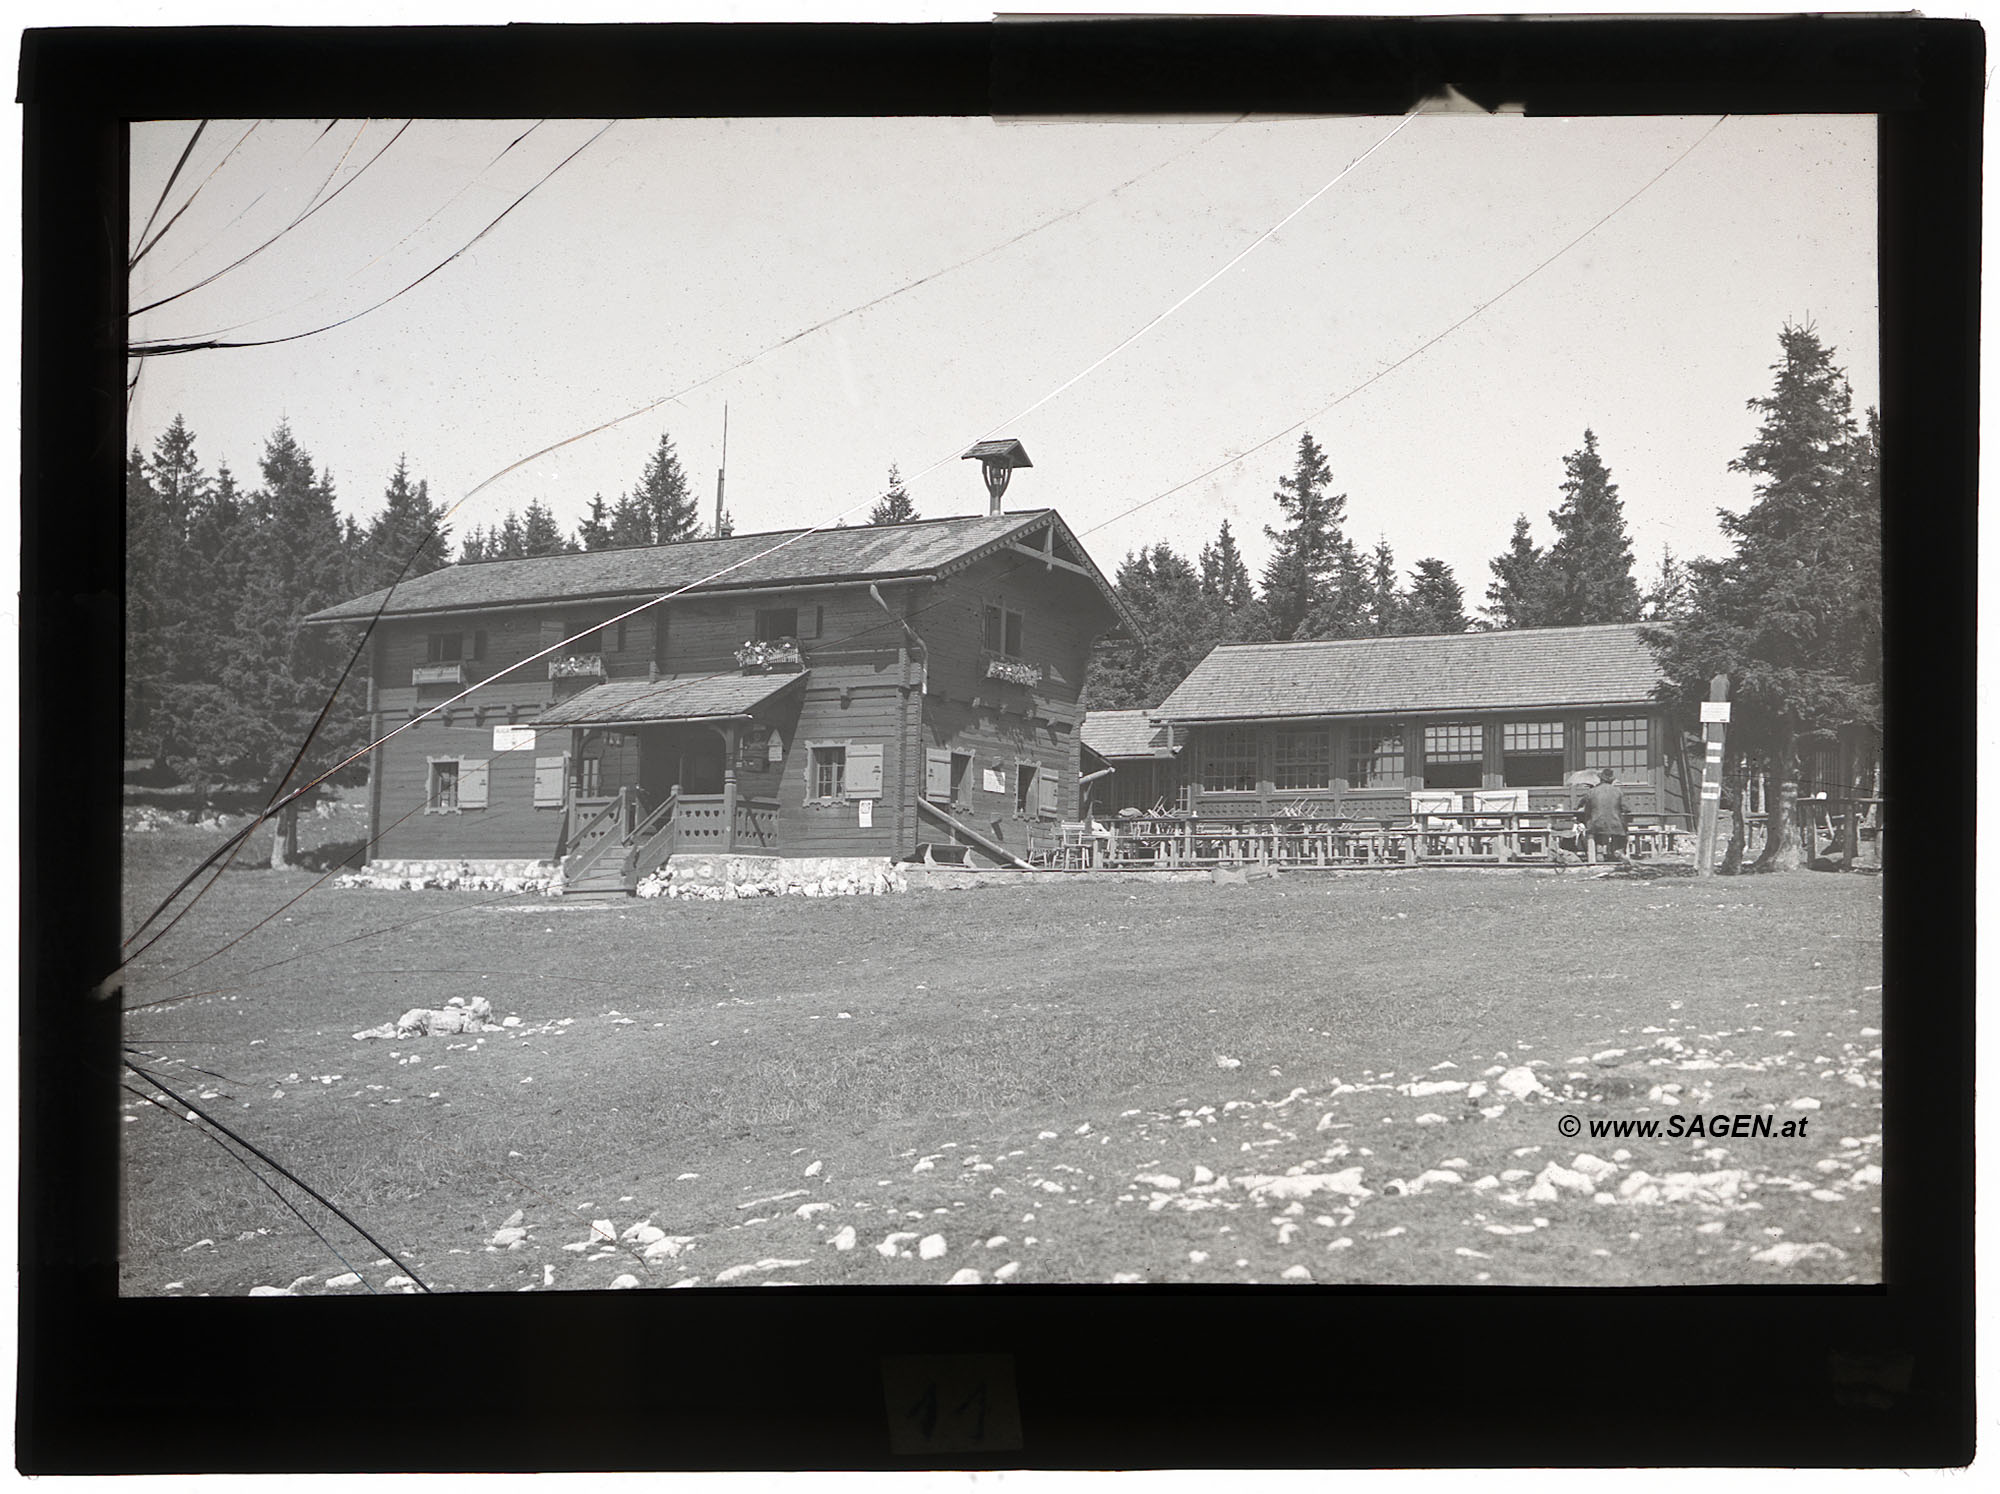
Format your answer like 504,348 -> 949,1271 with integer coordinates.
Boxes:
1695,674 -> 1731,878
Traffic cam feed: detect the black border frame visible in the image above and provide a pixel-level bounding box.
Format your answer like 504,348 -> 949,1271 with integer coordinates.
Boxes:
18,16 -> 1978,1471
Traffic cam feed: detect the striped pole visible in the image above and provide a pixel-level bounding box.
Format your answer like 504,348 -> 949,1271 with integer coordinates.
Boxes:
1695,674 -> 1731,878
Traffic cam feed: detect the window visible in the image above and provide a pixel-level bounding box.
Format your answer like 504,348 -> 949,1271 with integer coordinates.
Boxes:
950,751 -> 972,801
983,603 -> 1025,659
427,759 -> 460,813
426,632 -> 463,663
425,757 -> 487,812
1584,716 -> 1649,776
1202,727 -> 1259,793
1501,720 -> 1567,787
1015,763 -> 1038,815
579,756 -> 602,797
756,607 -> 799,642
1345,723 -> 1405,787
812,745 -> 846,800
1423,722 -> 1484,790
1273,728 -> 1332,791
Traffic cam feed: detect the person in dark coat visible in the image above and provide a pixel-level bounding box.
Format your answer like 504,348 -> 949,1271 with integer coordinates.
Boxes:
1576,767 -> 1631,862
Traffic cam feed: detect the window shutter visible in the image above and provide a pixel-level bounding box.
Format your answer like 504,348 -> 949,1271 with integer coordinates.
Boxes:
925,748 -> 951,801
459,757 -> 490,810
533,755 -> 568,808
847,743 -> 885,799
1037,768 -> 1058,816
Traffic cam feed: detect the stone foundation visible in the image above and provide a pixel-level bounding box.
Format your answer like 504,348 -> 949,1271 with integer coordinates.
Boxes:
337,858 -> 559,894
636,853 -> 907,900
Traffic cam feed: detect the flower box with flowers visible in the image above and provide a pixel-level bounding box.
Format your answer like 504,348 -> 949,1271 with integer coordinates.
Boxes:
736,639 -> 803,672
547,653 -> 606,680
984,655 -> 1043,686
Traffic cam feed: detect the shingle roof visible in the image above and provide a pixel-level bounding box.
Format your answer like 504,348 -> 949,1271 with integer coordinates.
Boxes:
1156,624 -> 1665,722
1080,709 -> 1180,760
534,672 -> 806,728
305,509 -> 1126,627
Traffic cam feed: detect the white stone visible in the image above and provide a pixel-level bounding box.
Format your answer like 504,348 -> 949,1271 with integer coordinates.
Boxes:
248,1285 -> 291,1297
1789,1097 -> 1822,1110
1750,1241 -> 1846,1266
1242,1168 -> 1371,1202
1569,1153 -> 1620,1183
794,1202 -> 833,1220
1216,1056 -> 1242,1069
1413,1113 -> 1448,1126
1495,1066 -> 1548,1101
946,1268 -> 982,1285
1280,1265 -> 1312,1281
591,1219 -> 617,1243
1134,1173 -> 1181,1191
918,1234 -> 947,1260
830,1226 -> 857,1251
993,1261 -> 1020,1281
876,1231 -> 920,1259
325,1272 -> 362,1288
804,1160 -> 823,1177
608,1274 -> 641,1290
488,1227 -> 528,1248
1192,1166 -> 1216,1185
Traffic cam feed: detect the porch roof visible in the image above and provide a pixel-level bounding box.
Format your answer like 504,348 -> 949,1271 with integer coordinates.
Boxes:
535,671 -> 806,728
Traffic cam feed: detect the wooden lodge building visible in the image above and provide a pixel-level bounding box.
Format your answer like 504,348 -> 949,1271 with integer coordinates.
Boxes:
1147,622 -> 1692,824
305,494 -> 1131,890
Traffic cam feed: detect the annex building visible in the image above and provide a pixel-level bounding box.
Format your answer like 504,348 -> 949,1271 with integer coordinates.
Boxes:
306,502 -> 1131,890
1149,622 -> 1692,823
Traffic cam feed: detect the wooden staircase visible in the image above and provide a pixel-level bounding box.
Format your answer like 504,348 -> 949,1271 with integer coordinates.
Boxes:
560,787 -> 678,898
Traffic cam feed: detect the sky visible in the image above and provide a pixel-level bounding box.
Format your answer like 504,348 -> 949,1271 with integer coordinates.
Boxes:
127,108 -> 1877,607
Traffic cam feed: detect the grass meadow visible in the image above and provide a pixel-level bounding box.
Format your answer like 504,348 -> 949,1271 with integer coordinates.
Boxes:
118,797 -> 1884,1295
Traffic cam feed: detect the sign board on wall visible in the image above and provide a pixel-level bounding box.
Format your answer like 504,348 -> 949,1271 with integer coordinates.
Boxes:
1699,702 -> 1732,724
983,768 -> 1007,794
858,798 -> 873,828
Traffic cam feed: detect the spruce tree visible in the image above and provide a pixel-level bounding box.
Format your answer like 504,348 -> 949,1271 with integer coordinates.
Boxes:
1484,515 -> 1553,629
125,443 -> 172,760
606,491 -> 654,548
1364,537 -> 1402,635
576,494 -> 613,550
1641,544 -> 1693,622
363,456 -> 452,590
221,423 -> 364,865
634,431 -> 699,545
1083,544 -> 1224,709
519,500 -> 574,557
1198,519 -> 1266,640
868,465 -> 918,525
1542,429 -> 1642,625
1644,323 -> 1881,871
1399,558 -> 1471,635
1261,432 -> 1356,640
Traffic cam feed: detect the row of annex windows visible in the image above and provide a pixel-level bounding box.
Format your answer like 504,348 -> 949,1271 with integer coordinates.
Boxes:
424,755 -> 571,812
1198,718 -> 1652,792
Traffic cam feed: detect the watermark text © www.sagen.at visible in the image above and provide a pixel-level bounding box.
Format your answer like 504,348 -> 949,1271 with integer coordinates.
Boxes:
1555,1112 -> 1815,1141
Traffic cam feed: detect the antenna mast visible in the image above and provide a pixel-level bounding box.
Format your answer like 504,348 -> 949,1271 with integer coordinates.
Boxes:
715,403 -> 729,535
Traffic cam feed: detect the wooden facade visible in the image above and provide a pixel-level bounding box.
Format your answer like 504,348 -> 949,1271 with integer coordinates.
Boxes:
307,510 -> 1129,883
1153,624 -> 1693,825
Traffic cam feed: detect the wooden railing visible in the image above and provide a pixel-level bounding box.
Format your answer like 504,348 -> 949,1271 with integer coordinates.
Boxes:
623,791 -> 681,885
562,787 -> 637,882
734,797 -> 781,850
1062,810 -> 1692,871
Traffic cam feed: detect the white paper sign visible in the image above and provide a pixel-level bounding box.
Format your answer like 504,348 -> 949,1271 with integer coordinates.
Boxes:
1699,702 -> 1732,723
857,798 -> 873,828
493,725 -> 536,752
983,768 -> 1006,793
